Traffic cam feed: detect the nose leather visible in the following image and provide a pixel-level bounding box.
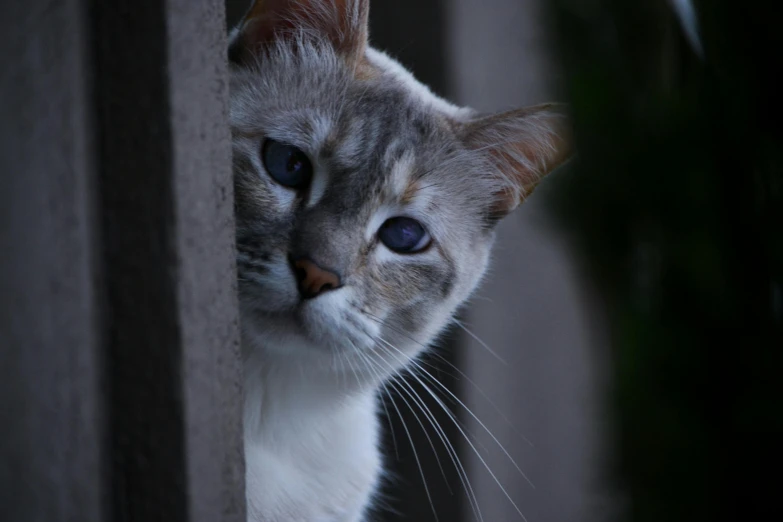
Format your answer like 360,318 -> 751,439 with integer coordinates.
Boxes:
291,257 -> 341,299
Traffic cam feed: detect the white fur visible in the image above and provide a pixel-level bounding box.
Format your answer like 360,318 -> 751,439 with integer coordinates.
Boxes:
243,340 -> 382,522
242,279 -> 390,522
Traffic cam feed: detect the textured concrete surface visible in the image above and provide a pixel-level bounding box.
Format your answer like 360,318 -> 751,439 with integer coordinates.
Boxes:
92,1 -> 243,520
2,1 -> 244,521
168,1 -> 246,519
0,1 -> 103,521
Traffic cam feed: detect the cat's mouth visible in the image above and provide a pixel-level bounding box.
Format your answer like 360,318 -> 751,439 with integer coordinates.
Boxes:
292,292 -> 377,351
239,272 -> 378,353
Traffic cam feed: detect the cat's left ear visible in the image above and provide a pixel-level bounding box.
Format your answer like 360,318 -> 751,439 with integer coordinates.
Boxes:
460,103 -> 573,219
229,0 -> 369,66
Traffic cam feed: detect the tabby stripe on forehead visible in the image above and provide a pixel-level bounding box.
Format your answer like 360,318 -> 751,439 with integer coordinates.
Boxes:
389,150 -> 416,200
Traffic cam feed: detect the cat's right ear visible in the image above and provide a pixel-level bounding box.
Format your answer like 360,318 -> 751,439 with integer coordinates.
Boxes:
460,103 -> 573,221
228,0 -> 369,66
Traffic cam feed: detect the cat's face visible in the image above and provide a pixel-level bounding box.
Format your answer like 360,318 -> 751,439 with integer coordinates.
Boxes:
230,0 -> 570,374
232,47 -> 496,363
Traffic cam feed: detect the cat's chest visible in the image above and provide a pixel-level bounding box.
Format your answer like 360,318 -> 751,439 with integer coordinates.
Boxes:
244,389 -> 382,522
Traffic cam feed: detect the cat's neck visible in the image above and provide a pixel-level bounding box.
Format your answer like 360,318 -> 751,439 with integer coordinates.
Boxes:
241,322 -> 385,441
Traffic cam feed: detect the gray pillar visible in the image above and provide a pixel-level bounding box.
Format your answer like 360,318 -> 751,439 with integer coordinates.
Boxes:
447,1 -> 605,521
1,1 -> 244,521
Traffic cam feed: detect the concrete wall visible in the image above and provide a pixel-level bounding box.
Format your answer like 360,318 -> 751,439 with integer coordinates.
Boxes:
1,2 -> 103,521
1,1 -> 245,521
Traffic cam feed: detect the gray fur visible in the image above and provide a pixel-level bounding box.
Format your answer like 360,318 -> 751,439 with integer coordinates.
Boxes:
229,1 -> 570,520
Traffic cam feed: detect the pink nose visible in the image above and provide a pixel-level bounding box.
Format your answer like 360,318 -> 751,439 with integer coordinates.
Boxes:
292,258 -> 341,299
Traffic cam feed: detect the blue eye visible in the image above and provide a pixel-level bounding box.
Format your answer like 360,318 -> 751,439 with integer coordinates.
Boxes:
378,217 -> 431,253
261,139 -> 313,189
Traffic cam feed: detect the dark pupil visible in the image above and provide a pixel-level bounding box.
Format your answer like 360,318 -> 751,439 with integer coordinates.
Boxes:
380,217 -> 425,252
286,155 -> 303,174
262,139 -> 312,188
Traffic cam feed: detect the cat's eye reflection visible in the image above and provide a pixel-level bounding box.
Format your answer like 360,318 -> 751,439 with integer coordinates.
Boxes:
260,138 -> 313,189
378,216 -> 431,253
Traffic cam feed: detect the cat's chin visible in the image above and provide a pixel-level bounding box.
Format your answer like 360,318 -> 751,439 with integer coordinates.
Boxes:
240,289 -> 380,360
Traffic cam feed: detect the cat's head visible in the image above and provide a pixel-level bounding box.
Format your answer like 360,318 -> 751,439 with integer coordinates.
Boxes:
230,0 -> 570,378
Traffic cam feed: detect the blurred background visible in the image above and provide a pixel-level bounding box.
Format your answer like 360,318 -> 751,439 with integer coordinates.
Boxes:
2,0 -> 780,521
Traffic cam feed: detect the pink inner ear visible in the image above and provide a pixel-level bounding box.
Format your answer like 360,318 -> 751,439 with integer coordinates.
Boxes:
461,104 -> 573,216
238,0 -> 312,50
234,0 -> 369,65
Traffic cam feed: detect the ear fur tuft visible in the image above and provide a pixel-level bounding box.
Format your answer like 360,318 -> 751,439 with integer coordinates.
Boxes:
460,103 -> 573,217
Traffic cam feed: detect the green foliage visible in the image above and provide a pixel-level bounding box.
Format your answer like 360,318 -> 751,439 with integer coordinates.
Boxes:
546,1 -> 783,520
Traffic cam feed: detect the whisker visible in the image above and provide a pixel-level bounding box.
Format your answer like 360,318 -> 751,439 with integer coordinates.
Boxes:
344,342 -> 401,460
375,336 -> 533,521
364,311 -> 533,446
333,348 -> 346,388
372,345 -> 484,522
406,365 -> 494,456
353,309 -> 535,519
377,336 -> 534,488
362,352 -> 453,495
379,381 -> 401,461
351,347 -> 440,522
452,318 -> 508,366
342,343 -> 365,394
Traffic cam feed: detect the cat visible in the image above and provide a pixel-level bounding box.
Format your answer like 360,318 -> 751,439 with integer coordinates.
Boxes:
228,0 -> 571,520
